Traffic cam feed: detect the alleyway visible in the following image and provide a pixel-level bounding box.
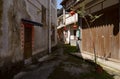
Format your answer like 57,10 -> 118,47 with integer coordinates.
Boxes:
10,43 -> 115,79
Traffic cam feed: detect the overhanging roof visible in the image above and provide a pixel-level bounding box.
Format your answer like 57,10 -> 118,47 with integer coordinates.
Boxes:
60,0 -> 67,5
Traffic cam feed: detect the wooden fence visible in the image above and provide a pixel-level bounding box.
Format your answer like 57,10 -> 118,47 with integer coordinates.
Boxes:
82,24 -> 120,60
81,4 -> 119,60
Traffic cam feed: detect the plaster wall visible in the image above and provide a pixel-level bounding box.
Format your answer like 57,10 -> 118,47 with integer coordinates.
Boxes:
0,0 -> 57,67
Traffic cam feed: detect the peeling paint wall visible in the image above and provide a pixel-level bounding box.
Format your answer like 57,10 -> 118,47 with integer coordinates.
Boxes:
0,0 -> 31,67
0,0 -> 57,68
0,0 -> 3,52
8,0 -> 31,63
0,0 -> 3,67
0,0 -> 57,67
25,0 -> 49,55
0,0 -> 11,66
25,0 -> 57,54
51,0 -> 57,46
0,0 -> 3,36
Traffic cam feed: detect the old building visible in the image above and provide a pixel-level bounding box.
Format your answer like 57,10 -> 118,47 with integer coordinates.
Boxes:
57,8 -> 64,42
0,0 -> 57,71
58,1 -> 80,46
61,0 -> 120,61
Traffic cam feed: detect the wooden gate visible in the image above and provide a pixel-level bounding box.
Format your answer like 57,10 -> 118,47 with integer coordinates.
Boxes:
21,23 -> 33,59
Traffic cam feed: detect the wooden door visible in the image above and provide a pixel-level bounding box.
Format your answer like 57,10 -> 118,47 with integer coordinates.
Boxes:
24,23 -> 33,59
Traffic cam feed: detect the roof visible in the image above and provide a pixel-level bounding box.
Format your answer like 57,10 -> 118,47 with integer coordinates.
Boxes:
60,0 -> 67,5
60,0 -> 76,11
72,0 -> 85,10
75,0 -> 84,6
57,8 -> 63,17
60,0 -> 85,11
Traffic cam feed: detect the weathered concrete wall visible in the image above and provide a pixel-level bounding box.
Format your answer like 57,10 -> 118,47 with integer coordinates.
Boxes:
0,0 -> 3,34
0,0 -> 3,67
8,0 -> 31,63
0,0 -> 57,68
0,0 -> 14,67
25,0 -> 49,55
0,0 -> 3,52
51,0 -> 57,46
0,0 -> 31,67
33,26 -> 48,55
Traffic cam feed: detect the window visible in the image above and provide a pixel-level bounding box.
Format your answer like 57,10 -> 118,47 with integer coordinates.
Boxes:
42,5 -> 46,26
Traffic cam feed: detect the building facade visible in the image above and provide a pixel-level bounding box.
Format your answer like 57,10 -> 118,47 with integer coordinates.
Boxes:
0,0 -> 57,71
57,8 -> 65,42
61,0 -> 120,61
58,1 -> 80,45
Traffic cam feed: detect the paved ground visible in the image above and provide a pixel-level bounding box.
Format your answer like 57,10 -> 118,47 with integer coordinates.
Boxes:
12,44 -> 115,79
71,53 -> 120,79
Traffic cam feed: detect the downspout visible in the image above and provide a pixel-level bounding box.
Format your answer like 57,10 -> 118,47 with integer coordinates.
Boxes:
48,0 -> 51,53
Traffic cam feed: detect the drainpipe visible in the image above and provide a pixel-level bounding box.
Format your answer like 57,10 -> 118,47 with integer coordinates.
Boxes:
48,0 -> 52,53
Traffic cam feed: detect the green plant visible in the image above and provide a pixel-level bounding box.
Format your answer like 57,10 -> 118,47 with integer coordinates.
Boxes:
63,44 -> 78,54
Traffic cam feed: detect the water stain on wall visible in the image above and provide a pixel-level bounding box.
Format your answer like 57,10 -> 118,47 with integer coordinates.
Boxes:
7,0 -> 31,62
0,0 -> 3,34
0,0 -> 3,49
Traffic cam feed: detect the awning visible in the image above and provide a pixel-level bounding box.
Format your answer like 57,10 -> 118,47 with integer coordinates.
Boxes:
21,19 -> 43,27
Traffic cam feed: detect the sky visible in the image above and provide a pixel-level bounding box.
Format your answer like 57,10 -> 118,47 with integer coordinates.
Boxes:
57,0 -> 62,9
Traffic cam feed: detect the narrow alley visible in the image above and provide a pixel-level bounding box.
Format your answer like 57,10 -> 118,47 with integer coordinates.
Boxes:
0,0 -> 120,79
11,43 -> 117,79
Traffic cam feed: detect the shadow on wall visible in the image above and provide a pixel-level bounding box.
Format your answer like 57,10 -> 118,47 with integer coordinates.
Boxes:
113,24 -> 119,36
